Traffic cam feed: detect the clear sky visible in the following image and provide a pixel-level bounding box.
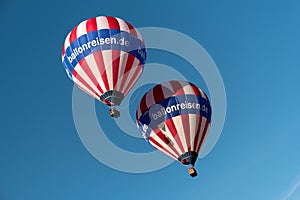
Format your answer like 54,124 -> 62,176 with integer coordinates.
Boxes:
1,0 -> 300,200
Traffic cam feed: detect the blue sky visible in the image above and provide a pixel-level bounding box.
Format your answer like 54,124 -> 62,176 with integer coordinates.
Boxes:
1,0 -> 300,200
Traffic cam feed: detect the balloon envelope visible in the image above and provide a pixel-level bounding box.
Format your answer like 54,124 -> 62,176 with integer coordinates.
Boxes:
136,80 -> 212,167
61,16 -> 146,107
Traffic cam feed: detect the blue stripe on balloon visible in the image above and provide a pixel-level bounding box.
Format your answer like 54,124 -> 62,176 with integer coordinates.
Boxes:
99,29 -> 110,38
137,121 -> 153,142
69,40 -> 84,66
87,30 -> 101,53
78,34 -> 91,58
109,29 -> 121,36
62,59 -> 74,80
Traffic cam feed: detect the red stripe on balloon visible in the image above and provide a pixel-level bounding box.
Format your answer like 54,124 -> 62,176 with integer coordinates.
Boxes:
155,129 -> 181,157
165,118 -> 185,154
106,16 -> 120,30
139,92 -> 148,117
123,63 -> 143,96
92,51 -> 109,92
62,44 -> 65,55
191,84 -> 201,96
69,25 -> 78,44
107,17 -> 121,89
180,114 -> 191,151
170,80 -> 185,95
118,54 -> 135,93
153,85 -> 166,103
149,137 -> 176,159
78,59 -> 104,94
193,115 -> 203,151
196,120 -> 210,154
111,50 -> 121,89
72,70 -> 100,98
86,17 -> 98,33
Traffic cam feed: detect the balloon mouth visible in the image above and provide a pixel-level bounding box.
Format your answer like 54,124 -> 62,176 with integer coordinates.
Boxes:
181,158 -> 190,165
178,151 -> 198,166
100,90 -> 124,106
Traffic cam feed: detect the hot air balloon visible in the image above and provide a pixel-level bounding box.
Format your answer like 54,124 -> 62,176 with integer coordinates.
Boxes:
136,80 -> 212,177
62,16 -> 146,117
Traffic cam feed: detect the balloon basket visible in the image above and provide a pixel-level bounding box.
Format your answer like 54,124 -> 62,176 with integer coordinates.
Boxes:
188,167 -> 197,178
109,108 -> 120,118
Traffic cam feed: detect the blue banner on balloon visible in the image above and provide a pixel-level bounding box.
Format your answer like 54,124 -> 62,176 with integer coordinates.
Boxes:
63,29 -> 146,76
138,94 -> 212,135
